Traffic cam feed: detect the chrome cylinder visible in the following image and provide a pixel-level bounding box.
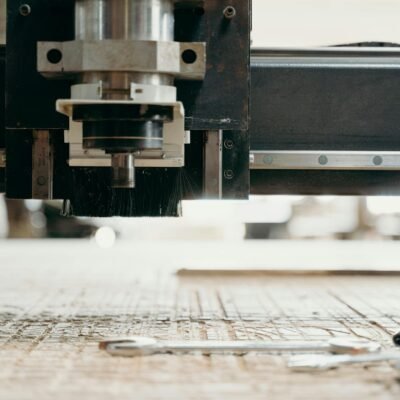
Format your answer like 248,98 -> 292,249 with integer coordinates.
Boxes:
0,0 -> 6,45
74,0 -> 175,188
75,0 -> 174,94
111,153 -> 135,189
75,0 -> 174,41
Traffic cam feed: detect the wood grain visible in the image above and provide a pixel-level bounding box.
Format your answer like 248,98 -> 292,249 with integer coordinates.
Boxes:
0,247 -> 400,399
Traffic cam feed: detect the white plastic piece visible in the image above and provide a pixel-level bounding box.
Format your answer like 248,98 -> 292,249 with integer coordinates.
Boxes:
59,96 -> 185,169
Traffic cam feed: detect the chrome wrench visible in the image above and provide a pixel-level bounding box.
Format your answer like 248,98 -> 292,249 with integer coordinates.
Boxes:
288,351 -> 400,372
99,336 -> 381,357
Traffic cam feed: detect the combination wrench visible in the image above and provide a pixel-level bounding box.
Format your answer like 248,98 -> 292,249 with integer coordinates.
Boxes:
99,336 -> 381,357
288,351 -> 400,372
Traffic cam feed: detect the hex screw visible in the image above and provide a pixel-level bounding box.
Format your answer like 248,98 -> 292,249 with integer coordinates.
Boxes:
36,176 -> 46,186
224,139 -> 234,150
263,155 -> 274,165
373,155 -> 383,166
224,169 -> 234,180
223,6 -> 236,19
318,155 -> 328,166
19,4 -> 31,16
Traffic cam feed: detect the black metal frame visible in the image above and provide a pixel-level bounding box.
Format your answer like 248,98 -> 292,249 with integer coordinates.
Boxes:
250,48 -> 400,195
2,0 -> 251,216
6,0 -> 250,130
4,6 -> 400,214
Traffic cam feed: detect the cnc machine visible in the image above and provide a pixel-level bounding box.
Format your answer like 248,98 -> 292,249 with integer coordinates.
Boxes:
2,0 -> 400,216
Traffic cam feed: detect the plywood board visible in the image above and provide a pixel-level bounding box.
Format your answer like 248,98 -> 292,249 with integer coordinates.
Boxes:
0,247 -> 399,400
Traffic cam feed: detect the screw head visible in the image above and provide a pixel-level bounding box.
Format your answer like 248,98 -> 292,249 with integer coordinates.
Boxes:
318,155 -> 328,166
373,155 -> 383,166
224,169 -> 234,180
36,176 -> 47,186
224,139 -> 234,150
223,6 -> 236,19
19,4 -> 31,16
263,155 -> 274,165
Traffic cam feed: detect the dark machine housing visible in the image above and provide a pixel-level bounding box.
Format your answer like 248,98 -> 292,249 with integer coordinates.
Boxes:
3,0 -> 251,216
2,1 -> 400,217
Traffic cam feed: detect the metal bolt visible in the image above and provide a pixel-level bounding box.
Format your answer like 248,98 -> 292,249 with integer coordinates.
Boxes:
223,6 -> 236,19
36,176 -> 46,186
318,155 -> 328,166
224,169 -> 234,180
373,155 -> 383,166
224,139 -> 234,150
263,155 -> 274,165
19,4 -> 31,16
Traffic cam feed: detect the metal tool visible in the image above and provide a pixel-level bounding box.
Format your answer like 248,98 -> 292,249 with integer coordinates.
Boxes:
288,351 -> 400,372
99,337 -> 381,357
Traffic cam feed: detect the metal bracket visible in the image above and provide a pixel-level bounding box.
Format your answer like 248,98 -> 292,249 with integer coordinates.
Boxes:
250,150 -> 400,170
0,0 -> 5,46
204,130 -> 223,198
58,98 -> 185,168
0,149 -> 5,168
37,40 -> 206,80
32,130 -> 53,199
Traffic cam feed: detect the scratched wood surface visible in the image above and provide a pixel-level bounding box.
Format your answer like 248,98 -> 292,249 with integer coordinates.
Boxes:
1,241 -> 400,400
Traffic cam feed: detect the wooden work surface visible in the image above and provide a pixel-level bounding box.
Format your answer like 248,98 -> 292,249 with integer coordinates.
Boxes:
1,241 -> 400,399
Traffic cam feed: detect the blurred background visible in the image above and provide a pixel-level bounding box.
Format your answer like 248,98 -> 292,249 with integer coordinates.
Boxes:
3,196 -> 400,244
3,0 -> 400,245
252,0 -> 400,47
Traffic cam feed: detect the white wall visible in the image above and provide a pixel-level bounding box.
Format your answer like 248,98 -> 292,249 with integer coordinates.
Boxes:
252,0 -> 400,47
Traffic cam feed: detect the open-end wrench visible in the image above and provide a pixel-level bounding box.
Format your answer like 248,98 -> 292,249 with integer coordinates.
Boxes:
288,351 -> 400,372
99,336 -> 381,357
